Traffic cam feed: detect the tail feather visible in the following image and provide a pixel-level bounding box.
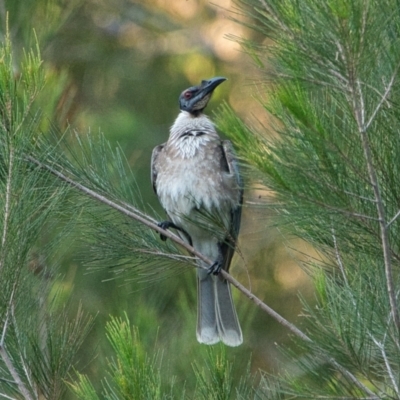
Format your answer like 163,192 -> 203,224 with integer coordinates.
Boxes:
197,269 -> 219,344
215,278 -> 242,347
196,268 -> 242,347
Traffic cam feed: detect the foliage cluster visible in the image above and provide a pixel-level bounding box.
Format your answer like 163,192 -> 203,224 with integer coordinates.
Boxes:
1,0 -> 400,399
217,0 -> 400,397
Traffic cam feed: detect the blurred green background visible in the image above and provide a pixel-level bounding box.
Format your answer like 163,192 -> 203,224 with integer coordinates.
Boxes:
4,0 -> 315,393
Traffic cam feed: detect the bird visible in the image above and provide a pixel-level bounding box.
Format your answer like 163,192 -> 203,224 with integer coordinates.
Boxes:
151,77 -> 243,346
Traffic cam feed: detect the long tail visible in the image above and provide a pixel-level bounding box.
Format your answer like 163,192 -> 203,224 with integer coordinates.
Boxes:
196,267 -> 242,347
215,276 -> 242,346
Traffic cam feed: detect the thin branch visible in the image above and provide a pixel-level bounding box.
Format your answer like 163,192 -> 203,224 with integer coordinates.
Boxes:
0,145 -> 13,274
16,354 -> 34,400
0,280 -> 17,346
0,378 -> 16,384
333,229 -> 395,397
0,393 -> 17,400
27,155 -> 309,341
332,227 -> 349,287
370,335 -> 400,398
386,209 -> 400,229
9,292 -> 35,398
331,229 -> 391,398
350,78 -> 400,331
338,4 -> 399,327
0,347 -> 33,400
209,281 -> 373,397
364,61 -> 400,131
26,155 -> 377,398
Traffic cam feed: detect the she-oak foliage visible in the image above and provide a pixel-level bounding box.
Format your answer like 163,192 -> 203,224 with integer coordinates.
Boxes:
0,33 -> 94,399
216,0 -> 400,398
2,0 -> 400,399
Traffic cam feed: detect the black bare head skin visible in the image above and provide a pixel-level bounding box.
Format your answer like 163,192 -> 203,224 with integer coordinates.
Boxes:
179,77 -> 227,115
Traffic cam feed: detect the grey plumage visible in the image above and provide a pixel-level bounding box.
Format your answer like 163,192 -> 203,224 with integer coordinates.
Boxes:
151,78 -> 243,346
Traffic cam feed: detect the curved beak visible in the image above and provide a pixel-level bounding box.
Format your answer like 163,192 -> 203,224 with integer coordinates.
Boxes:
198,77 -> 227,97
179,76 -> 227,113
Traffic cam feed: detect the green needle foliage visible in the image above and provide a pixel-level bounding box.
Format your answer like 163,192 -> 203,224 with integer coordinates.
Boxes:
215,0 -> 400,397
71,314 -> 168,400
70,314 -> 255,400
192,348 -> 253,400
6,0 -> 400,398
36,129 -> 195,283
0,32 -> 93,399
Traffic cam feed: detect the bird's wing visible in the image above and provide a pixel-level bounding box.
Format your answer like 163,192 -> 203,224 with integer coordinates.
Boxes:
151,144 -> 165,195
220,140 -> 243,272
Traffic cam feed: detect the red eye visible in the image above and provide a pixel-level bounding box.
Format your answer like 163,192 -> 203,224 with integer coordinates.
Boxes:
184,91 -> 192,99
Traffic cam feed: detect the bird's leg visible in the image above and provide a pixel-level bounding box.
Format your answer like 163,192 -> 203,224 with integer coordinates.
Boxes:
157,221 -> 193,246
158,221 -> 180,240
208,243 -> 224,276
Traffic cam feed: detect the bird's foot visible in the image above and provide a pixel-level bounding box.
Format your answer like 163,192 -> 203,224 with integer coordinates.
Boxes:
157,221 -> 177,241
207,242 -> 225,275
157,221 -> 193,246
208,261 -> 222,276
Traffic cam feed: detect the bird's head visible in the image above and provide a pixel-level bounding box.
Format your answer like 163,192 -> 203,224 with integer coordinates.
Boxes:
179,77 -> 226,115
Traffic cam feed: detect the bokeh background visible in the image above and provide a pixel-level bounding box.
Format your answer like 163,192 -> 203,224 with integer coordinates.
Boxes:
5,0 -> 315,394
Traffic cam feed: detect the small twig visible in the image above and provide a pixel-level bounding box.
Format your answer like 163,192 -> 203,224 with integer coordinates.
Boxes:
0,145 -> 13,274
332,236 -> 391,398
350,77 -> 400,331
333,228 -> 396,398
0,280 -> 17,346
332,227 -> 349,288
0,347 -> 32,400
0,392 -> 17,400
8,296 -> 35,397
386,209 -> 400,229
370,335 -> 400,398
364,61 -> 400,132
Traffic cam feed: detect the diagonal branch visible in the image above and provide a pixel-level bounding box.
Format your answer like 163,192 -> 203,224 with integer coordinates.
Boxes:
364,60 -> 400,131
26,155 -> 377,398
387,209 -> 400,229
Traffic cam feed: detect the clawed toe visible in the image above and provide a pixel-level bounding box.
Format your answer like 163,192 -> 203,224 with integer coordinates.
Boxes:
158,221 -> 170,241
157,220 -> 193,246
208,261 -> 222,276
